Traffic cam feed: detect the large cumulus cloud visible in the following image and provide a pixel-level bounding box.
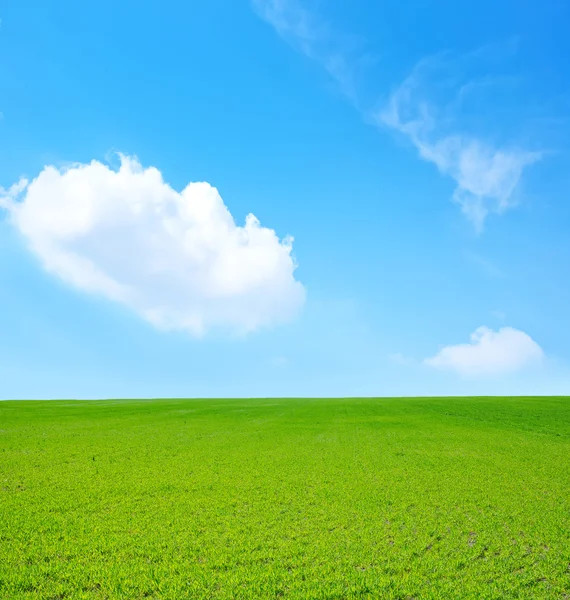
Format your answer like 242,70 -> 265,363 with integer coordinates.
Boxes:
1,155 -> 305,335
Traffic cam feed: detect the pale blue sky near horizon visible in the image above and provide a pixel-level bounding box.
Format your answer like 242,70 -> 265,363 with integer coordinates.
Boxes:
1,0 -> 569,398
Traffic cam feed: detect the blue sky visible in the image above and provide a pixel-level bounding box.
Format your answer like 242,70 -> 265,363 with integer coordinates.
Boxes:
1,0 -> 569,398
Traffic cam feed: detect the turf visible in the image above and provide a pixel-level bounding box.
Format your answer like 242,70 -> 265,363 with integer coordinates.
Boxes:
1,397 -> 569,599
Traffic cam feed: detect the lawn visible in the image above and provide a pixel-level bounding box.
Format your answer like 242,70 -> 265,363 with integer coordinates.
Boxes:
1,397 -> 569,599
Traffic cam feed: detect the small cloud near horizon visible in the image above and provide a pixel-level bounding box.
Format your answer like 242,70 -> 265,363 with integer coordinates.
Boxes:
424,326 -> 544,377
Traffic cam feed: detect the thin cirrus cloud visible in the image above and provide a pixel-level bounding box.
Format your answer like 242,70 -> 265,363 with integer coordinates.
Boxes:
253,0 -> 541,230
251,0 -> 371,104
377,60 -> 541,232
0,155 -> 305,336
424,326 -> 544,376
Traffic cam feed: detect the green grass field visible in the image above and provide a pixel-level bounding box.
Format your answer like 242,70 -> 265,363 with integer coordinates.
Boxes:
1,397 -> 569,599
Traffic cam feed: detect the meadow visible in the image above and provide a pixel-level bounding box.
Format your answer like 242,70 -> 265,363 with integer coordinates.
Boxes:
1,397 -> 569,599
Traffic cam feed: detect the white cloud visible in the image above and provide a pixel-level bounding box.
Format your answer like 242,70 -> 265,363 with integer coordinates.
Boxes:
1,155 -> 305,335
424,326 -> 544,376
378,62 -> 540,231
251,0 -> 367,103
253,3 -> 541,231
252,0 -> 317,47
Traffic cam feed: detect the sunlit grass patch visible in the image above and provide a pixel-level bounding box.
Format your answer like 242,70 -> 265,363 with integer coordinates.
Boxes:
1,397 -> 569,599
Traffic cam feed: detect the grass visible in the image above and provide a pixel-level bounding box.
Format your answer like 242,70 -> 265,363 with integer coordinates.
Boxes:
1,396 -> 570,599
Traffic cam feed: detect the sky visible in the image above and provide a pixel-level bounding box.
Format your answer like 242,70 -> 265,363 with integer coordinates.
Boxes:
1,0 -> 569,398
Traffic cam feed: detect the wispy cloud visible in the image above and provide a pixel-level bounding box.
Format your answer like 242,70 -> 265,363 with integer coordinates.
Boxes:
251,0 -> 372,104
377,59 -> 541,231
251,0 -> 319,53
253,1 -> 542,230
